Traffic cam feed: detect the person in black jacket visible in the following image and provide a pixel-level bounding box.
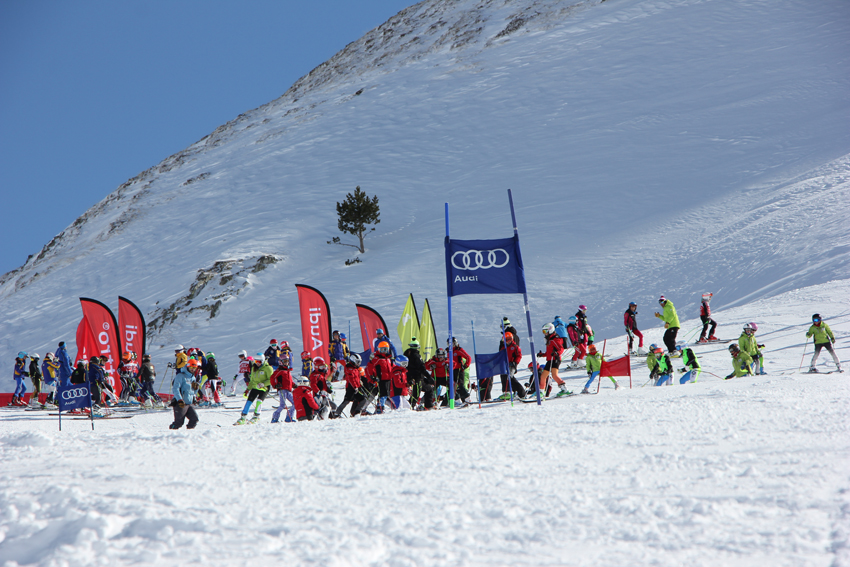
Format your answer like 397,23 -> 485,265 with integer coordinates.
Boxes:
499,317 -> 519,349
403,338 -> 433,409
137,355 -> 162,406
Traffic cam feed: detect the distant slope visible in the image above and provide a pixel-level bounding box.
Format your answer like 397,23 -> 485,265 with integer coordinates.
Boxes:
1,0 -> 849,387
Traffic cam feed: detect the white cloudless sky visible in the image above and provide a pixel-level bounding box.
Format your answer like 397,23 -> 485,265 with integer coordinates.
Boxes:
0,0 -> 415,275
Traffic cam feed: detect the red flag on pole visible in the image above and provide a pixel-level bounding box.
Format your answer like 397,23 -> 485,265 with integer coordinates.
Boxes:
74,316 -> 100,365
118,296 -> 146,359
600,355 -> 632,377
79,298 -> 123,397
295,284 -> 332,361
355,304 -> 389,353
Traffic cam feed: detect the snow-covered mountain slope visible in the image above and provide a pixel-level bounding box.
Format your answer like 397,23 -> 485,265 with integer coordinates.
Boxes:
1,279 -> 847,566
2,0 -> 849,386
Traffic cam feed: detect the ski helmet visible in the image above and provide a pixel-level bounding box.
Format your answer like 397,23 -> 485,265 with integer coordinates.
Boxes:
122,352 -> 131,362
340,333 -> 347,341
142,354 -> 151,362
280,341 -> 290,349
175,344 -> 185,352
254,353 -> 265,364
588,345 -> 597,355
348,353 -> 362,366
408,338 -> 420,349
239,350 -> 248,358
187,359 -> 201,369
301,350 -> 310,358
205,352 -> 214,359
648,343 -> 657,352
376,328 -> 384,335
748,322 -> 758,332
653,347 -> 664,356
629,302 -> 637,307
395,355 -> 409,368
16,351 -> 27,359
280,357 -> 290,369
729,343 -> 740,353
543,323 -> 556,335
298,376 -> 310,387
436,348 -> 447,359
31,353 -> 40,360
578,305 -> 587,311
270,339 -> 277,345
658,296 -> 667,305
743,323 -> 753,333
812,313 -> 822,323
569,316 -> 577,324
504,331 -> 514,344
377,342 -> 390,355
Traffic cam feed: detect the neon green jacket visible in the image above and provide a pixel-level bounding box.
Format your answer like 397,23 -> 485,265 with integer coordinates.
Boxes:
585,353 -> 603,373
738,332 -> 760,357
806,323 -> 835,345
657,300 -> 680,328
248,361 -> 273,391
646,356 -> 657,373
731,352 -> 754,377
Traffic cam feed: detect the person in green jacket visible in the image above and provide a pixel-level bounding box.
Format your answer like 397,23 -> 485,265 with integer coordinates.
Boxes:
806,313 -> 842,373
235,353 -> 273,425
654,295 -> 680,355
676,345 -> 701,384
649,347 -> 674,386
738,322 -> 766,375
581,345 -> 619,393
725,344 -> 754,379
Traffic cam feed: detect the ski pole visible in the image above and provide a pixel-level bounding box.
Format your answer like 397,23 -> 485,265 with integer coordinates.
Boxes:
798,338 -> 809,371
157,366 -> 172,396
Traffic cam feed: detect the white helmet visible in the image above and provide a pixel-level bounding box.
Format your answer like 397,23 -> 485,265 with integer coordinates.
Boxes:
542,323 -> 555,335
175,344 -> 185,352
743,323 -> 753,333
298,376 -> 310,387
254,353 -> 265,364
31,353 -> 40,359
239,350 -> 248,358
348,353 -> 362,366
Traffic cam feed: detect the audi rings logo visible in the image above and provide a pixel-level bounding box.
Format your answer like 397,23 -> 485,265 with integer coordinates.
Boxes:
451,249 -> 510,271
61,388 -> 88,400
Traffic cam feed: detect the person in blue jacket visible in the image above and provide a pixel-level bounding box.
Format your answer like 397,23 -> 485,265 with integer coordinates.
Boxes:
170,359 -> 199,430
372,329 -> 397,358
55,341 -> 73,387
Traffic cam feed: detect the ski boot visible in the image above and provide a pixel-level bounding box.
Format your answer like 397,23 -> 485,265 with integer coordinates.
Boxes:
708,335 -> 719,342
580,388 -> 591,394
249,414 -> 260,424
614,381 -> 621,390
555,385 -> 572,398
758,369 -> 767,375
808,367 -> 818,374
234,415 -> 247,426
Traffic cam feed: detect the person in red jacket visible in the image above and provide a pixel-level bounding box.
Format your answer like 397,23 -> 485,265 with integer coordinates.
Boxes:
537,323 -> 570,397
309,357 -> 334,419
498,332 -> 526,400
424,348 -> 451,409
332,353 -> 364,418
270,358 -> 295,423
390,355 -> 410,408
366,342 -> 394,413
698,293 -> 718,342
293,377 -> 320,421
624,302 -> 644,354
450,337 -> 472,405
567,316 -> 586,368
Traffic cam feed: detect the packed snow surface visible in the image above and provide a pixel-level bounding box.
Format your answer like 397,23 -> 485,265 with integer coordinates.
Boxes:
1,280 -> 848,566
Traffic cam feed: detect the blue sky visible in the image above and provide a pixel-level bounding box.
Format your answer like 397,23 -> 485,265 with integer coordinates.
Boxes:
0,0 -> 414,276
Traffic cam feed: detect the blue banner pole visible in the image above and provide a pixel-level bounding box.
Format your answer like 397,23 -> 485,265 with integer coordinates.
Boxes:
445,203 -> 455,409
507,189 -> 541,405
471,320 -> 482,408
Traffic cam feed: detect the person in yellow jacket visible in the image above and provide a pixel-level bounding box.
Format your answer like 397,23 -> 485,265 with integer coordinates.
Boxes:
235,353 -> 273,424
806,313 -> 842,373
725,344 -> 754,379
654,296 -> 680,354
738,323 -> 766,375
581,345 -> 619,393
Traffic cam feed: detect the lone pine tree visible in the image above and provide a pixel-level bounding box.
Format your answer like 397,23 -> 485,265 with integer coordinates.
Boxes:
332,186 -> 380,254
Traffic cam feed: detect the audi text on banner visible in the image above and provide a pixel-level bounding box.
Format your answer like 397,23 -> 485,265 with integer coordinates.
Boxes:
444,235 -> 526,296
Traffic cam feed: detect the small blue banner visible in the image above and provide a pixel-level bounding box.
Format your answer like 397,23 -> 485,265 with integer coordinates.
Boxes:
57,383 -> 91,412
474,351 -> 509,379
445,235 -> 526,296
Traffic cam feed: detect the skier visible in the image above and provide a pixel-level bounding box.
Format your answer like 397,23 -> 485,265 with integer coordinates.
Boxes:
137,354 -> 161,407
309,357 -> 334,419
654,296 -> 681,354
300,350 -> 313,378
403,338 -> 431,409
648,347 -> 672,386
676,345 -> 701,384
55,341 -> 72,388
499,317 -> 519,349
582,344 -> 620,392
11,352 -> 28,406
366,342 -> 394,413
575,305 -> 592,342
200,352 -> 221,406
645,343 -> 659,381
28,353 -> 43,407
372,329 -> 398,358
497,332 -> 526,400
624,302 -> 644,355
424,348 -> 451,409
738,323 -> 766,375
538,323 -> 570,397
293,377 -> 320,421
328,331 -> 349,380
332,353 -> 364,418
117,352 -> 140,402
565,316 -> 585,368
270,357 -> 295,423
389,355 -> 410,409
229,350 -> 252,396
41,353 -> 60,407
806,313 -> 842,373
725,344 -> 754,379
264,339 -> 281,370
234,353 -> 273,425
169,355 -> 198,430
698,293 -> 718,342
278,340 -> 294,369
87,356 -> 107,409
449,337 -> 472,405
70,360 -> 87,385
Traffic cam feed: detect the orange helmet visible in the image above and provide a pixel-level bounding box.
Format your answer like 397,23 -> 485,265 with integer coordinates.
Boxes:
122,352 -> 131,362
377,341 -> 390,355
588,345 -> 597,355
187,359 -> 201,368
504,331 -> 514,344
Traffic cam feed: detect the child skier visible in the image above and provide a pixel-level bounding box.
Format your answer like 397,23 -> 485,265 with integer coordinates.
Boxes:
55,341 -> 72,388
234,353 -> 273,425
582,344 -> 620,392
28,354 -> 42,407
389,355 -> 410,409
648,347 -> 672,386
676,345 -> 701,384
169,356 -> 198,430
698,293 -> 718,342
624,302 -> 644,354
425,348 -> 451,408
293,377 -> 320,421
725,344 -> 754,379
332,353 -> 364,418
806,314 -> 842,373
654,296 -> 681,354
229,350 -> 252,396
138,354 -> 162,407
538,323 -> 570,397
738,323 -> 766,375
300,351 -> 314,378
11,353 -> 28,406
567,316 -> 586,368
278,340 -> 293,369
366,342 -> 394,412
264,339 -> 281,370
497,332 -> 526,400
41,352 -> 60,407
309,357 -> 334,419
270,357 -> 295,423
449,337 -> 472,405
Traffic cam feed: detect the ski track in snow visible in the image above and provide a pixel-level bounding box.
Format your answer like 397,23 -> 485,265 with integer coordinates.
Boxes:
0,279 -> 848,566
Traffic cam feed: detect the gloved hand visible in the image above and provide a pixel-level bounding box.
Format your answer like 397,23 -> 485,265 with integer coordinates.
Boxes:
537,351 -> 544,357
654,312 -> 661,318
725,373 -> 734,379
167,362 -> 173,368
679,367 -> 686,373
664,323 -> 670,329
191,381 -> 199,390
587,372 -> 593,378
178,400 -> 185,408
758,344 -> 765,349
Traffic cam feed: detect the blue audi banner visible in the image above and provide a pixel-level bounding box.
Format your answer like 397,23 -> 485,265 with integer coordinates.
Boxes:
474,351 -> 509,379
57,383 -> 91,412
445,235 -> 526,296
